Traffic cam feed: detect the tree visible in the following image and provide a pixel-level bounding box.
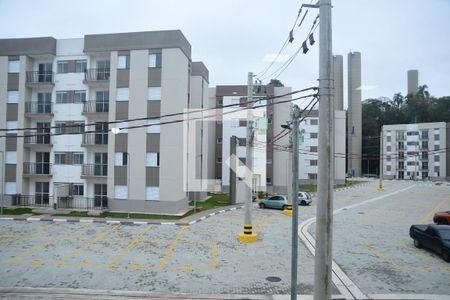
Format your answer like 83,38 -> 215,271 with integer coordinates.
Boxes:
269,79 -> 284,87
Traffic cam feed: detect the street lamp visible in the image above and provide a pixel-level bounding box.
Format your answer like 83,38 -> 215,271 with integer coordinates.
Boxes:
111,127 -> 131,218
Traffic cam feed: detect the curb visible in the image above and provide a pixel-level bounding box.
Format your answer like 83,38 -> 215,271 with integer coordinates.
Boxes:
0,205 -> 245,226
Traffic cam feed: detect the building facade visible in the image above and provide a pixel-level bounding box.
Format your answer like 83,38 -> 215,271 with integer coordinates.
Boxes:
0,31 -> 211,215
381,122 -> 450,181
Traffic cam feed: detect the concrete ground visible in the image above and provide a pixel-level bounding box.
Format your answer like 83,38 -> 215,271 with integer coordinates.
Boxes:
0,179 -> 449,299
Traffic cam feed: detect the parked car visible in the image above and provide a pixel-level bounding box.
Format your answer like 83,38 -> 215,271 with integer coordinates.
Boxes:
409,224 -> 450,262
433,211 -> 450,225
259,195 -> 289,210
298,192 -> 312,206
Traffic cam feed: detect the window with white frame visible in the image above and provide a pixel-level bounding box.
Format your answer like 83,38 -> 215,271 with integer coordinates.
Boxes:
75,60 -> 87,73
57,61 -> 69,73
8,60 -> 19,73
114,185 -> 128,200
72,183 -> 84,196
117,55 -> 129,69
6,121 -> 18,134
146,186 -> 160,200
147,119 -> 160,133
115,152 -> 128,166
5,151 -> 17,164
54,153 -> 65,165
56,91 -> 69,103
74,90 -> 86,103
116,88 -> 129,101
5,182 -> 16,194
73,152 -> 84,165
146,152 -> 159,167
148,53 -> 161,68
7,91 -> 19,103
148,87 -> 161,101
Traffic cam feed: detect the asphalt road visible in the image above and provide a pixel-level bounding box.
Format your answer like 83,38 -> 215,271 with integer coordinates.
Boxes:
0,179 -> 449,298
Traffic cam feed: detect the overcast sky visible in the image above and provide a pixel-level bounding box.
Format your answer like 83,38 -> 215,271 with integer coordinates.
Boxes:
1,0 -> 449,107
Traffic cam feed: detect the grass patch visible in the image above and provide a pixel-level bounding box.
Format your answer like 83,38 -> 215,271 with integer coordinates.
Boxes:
189,193 -> 231,213
100,211 -> 182,220
52,211 -> 91,217
1,207 -> 33,215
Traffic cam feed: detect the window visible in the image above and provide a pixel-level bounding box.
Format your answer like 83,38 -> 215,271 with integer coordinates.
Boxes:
420,130 -> 428,139
421,141 -> 428,149
386,146 -> 391,152
54,153 -> 65,165
117,55 -> 129,69
146,187 -> 160,200
146,152 -> 160,167
147,119 -> 160,133
310,132 -> 318,139
310,160 -> 318,166
148,87 -> 161,100
267,158 -> 273,164
434,155 -> 440,162
310,146 -> 318,153
7,91 -> 19,103
5,151 -> 17,164
148,53 -> 162,68
8,60 -> 19,73
5,182 -> 16,194
116,88 -> 129,101
386,165 -> 391,171
114,185 -> 128,200
57,61 -> 69,73
55,121 -> 84,134
386,136 -> 391,142
310,119 -> 318,125
216,157 -> 222,163
115,152 -> 128,166
308,173 -> 317,180
75,60 -> 87,73
217,138 -> 222,144
35,182 -> 50,205
56,91 -> 69,103
74,90 -> 86,103
434,134 -> 440,140
73,152 -> 84,165
72,184 -> 84,196
6,121 -> 18,134
266,177 -> 272,184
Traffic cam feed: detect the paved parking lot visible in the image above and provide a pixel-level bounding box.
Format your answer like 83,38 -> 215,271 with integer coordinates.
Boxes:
0,179 -> 449,298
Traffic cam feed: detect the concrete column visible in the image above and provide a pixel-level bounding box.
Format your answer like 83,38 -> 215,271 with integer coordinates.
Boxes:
407,69 -> 419,96
333,55 -> 343,110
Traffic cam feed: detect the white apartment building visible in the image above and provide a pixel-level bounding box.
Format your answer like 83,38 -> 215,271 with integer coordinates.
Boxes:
0,31 -> 212,215
382,122 -> 450,181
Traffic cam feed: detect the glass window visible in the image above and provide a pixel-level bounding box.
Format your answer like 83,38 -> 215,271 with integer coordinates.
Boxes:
217,138 -> 222,144
115,152 -> 128,166
148,87 -> 161,100
72,184 -> 84,196
5,151 -> 17,164
55,121 -> 66,134
114,185 -> 128,200
6,121 -> 18,134
310,119 -> 318,125
147,119 -> 160,133
7,91 -> 19,103
5,182 -> 17,194
146,187 -> 160,200
73,152 -> 84,165
116,88 -> 129,101
117,55 -> 129,69
75,60 -> 87,73
54,153 -> 65,165
56,91 -> 69,103
8,60 -> 20,73
74,90 -> 86,103
57,61 -> 69,73
149,53 -> 162,68
146,152 -> 159,167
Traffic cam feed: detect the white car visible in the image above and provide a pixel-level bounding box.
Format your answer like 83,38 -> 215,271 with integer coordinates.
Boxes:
298,191 -> 312,206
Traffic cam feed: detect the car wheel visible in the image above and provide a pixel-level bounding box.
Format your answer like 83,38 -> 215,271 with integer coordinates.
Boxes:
282,205 -> 287,210
413,238 -> 421,248
443,251 -> 450,262
259,203 -> 265,209
301,200 -> 307,206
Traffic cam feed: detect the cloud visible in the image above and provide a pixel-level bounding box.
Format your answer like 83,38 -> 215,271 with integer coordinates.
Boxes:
263,53 -> 290,63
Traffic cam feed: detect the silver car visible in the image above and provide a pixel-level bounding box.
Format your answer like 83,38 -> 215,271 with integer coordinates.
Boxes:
298,191 -> 312,206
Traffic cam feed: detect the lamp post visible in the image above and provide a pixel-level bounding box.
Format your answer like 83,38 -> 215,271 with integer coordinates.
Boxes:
111,128 -> 131,218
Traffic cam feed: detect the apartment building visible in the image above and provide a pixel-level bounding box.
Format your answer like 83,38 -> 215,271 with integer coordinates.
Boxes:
382,122 -> 450,181
0,30 -> 211,215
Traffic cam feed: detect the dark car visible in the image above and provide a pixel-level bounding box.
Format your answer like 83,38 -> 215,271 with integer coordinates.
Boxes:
409,224 -> 450,262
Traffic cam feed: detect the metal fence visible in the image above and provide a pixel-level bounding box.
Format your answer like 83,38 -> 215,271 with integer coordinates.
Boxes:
56,196 -> 108,210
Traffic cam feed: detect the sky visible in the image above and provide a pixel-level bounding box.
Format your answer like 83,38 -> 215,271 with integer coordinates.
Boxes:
0,0 -> 449,108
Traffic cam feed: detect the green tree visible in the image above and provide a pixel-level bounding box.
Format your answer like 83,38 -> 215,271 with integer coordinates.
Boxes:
269,79 -> 284,87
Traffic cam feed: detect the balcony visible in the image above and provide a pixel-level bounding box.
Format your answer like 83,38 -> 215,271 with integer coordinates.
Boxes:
82,133 -> 108,146
83,69 -> 110,86
26,71 -> 54,88
24,102 -> 53,118
24,134 -> 52,150
81,164 -> 107,177
10,194 -> 52,208
23,162 -> 52,177
56,196 -> 108,210
397,136 -> 406,141
82,100 -> 109,115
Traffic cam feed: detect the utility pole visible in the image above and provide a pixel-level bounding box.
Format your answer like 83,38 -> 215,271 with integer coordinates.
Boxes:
378,128 -> 384,191
290,105 -> 301,300
230,135 -> 237,205
238,72 -> 258,243
283,135 -> 293,216
314,0 -> 334,299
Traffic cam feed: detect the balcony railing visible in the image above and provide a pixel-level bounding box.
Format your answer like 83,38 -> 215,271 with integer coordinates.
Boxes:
397,136 -> 406,141
84,68 -> 110,82
9,194 -> 52,207
26,71 -> 54,85
81,164 -> 108,177
24,102 -> 53,115
23,162 -> 52,176
56,196 -> 108,210
24,133 -> 52,146
82,133 -> 108,145
83,100 -> 109,113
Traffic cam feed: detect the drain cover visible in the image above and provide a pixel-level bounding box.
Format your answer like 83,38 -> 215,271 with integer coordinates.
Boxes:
266,276 -> 282,282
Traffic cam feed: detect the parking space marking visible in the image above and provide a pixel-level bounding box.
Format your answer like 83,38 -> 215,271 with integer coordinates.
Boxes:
159,225 -> 187,269
400,243 -> 450,271
212,241 -> 217,271
2,223 -> 90,263
0,222 -> 57,240
360,243 -> 408,273
60,225 -> 121,262
106,225 -> 153,267
419,197 -> 449,224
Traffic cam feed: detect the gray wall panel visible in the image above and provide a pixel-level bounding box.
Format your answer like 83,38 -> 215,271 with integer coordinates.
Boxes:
0,37 -> 56,56
108,197 -> 187,215
116,69 -> 130,88
6,104 -> 18,121
115,102 -> 129,120
146,134 -> 160,152
148,68 -> 161,86
146,167 -> 159,186
7,73 -> 19,90
5,164 -> 16,181
5,138 -> 17,151
114,166 -> 127,185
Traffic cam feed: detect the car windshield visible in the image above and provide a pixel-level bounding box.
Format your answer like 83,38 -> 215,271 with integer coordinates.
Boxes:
437,229 -> 450,240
